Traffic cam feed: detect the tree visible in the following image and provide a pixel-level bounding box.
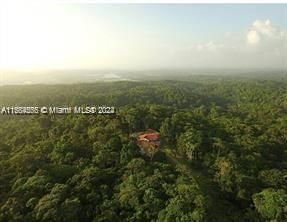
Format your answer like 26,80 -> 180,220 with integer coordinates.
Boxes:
158,184 -> 207,222
34,184 -> 81,222
177,128 -> 204,161
252,189 -> 287,221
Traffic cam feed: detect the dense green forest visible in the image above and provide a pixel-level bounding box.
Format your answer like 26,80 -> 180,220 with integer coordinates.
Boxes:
0,76 -> 287,221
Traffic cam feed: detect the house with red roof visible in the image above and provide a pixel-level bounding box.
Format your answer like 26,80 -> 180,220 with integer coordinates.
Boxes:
136,129 -> 161,158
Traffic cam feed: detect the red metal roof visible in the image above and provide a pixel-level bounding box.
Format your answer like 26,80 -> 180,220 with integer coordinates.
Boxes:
139,133 -> 160,141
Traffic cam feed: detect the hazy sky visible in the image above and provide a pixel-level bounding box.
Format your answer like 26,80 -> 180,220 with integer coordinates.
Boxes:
0,2 -> 287,70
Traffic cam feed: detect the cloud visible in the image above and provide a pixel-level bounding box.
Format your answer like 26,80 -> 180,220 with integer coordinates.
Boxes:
246,20 -> 287,47
247,30 -> 261,44
252,20 -> 280,38
196,41 -> 224,52
184,19 -> 287,69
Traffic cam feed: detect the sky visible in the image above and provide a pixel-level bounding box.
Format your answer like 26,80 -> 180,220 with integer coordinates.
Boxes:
0,2 -> 287,71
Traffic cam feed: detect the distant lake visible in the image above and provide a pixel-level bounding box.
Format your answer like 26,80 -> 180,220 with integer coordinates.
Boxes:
0,71 -> 135,85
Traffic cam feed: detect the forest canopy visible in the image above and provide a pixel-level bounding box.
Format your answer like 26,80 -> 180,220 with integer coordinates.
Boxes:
0,75 -> 286,221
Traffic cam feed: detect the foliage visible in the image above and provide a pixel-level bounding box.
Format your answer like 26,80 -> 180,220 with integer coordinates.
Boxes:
0,76 -> 287,221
